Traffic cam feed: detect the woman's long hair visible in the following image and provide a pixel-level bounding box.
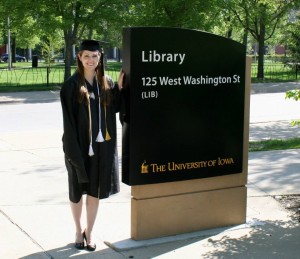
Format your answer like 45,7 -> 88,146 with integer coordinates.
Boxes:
76,50 -> 111,105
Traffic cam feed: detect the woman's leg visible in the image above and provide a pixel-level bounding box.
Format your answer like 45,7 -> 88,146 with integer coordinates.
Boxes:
85,195 -> 99,244
70,198 -> 84,242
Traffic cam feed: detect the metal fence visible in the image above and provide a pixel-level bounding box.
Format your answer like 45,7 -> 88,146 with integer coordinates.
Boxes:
0,64 -> 121,88
251,63 -> 298,81
0,66 -> 65,87
0,63 -> 298,88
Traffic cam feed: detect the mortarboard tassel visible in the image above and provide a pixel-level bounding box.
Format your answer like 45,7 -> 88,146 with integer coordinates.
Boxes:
103,103 -> 111,141
100,49 -> 105,76
95,78 -> 105,143
96,129 -> 105,142
88,143 -> 94,156
86,90 -> 94,156
105,130 -> 111,141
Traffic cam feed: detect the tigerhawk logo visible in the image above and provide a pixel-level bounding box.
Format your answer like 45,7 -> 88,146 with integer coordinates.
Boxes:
141,161 -> 149,173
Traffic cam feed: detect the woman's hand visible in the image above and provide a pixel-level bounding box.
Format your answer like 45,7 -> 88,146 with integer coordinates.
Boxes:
118,69 -> 125,90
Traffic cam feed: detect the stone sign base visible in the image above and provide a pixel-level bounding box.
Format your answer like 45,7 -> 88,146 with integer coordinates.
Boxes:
131,185 -> 246,240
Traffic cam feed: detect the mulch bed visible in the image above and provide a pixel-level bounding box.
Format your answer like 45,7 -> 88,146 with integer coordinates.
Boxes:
274,195 -> 300,222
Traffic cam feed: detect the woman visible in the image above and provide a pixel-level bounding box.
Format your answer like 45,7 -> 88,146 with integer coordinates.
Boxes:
60,40 -> 124,251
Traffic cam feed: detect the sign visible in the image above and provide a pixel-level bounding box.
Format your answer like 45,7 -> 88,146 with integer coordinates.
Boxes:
122,27 -> 246,186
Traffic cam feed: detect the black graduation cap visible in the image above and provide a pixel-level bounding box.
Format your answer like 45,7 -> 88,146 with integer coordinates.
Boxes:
80,40 -> 101,51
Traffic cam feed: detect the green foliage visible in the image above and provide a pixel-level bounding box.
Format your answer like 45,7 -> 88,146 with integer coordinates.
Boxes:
1,0 -> 300,82
285,89 -> 300,126
0,1 -> 42,48
286,89 -> 300,101
249,138 -> 300,152
0,0 -> 127,79
126,0 -> 220,31
223,0 -> 300,79
40,35 -> 64,66
283,12 -> 300,65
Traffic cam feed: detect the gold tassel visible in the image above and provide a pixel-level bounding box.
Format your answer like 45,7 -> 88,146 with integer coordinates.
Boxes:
104,104 -> 111,141
105,130 -> 111,141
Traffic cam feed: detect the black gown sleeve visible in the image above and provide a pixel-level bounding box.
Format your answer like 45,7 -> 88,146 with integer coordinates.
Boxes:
60,79 -> 89,183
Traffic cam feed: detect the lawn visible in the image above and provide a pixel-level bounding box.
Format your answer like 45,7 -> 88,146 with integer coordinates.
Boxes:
1,60 -> 298,90
249,138 -> 300,152
0,60 -> 298,90
0,61 -> 122,92
251,62 -> 298,82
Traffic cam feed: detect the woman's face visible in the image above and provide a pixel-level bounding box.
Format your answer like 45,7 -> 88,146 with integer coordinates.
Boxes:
78,50 -> 100,72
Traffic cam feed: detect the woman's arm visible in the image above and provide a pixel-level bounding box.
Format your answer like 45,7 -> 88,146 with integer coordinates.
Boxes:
60,80 -> 89,183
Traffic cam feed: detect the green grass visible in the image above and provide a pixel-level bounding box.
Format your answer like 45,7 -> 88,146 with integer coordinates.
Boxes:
1,60 -> 298,91
0,60 -> 299,91
105,62 -> 122,71
249,138 -> 300,152
251,62 -> 298,83
0,64 -> 66,91
0,61 -> 122,92
0,61 -> 31,69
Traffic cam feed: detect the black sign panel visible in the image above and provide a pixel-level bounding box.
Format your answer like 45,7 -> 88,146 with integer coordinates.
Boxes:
122,27 -> 246,186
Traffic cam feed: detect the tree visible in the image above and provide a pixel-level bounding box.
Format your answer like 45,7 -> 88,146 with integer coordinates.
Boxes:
0,0 -> 126,80
0,0 -> 41,61
33,0 -> 127,81
15,17 -> 40,51
125,0 -> 220,31
284,12 -> 300,121
282,11 -> 300,61
223,0 -> 299,79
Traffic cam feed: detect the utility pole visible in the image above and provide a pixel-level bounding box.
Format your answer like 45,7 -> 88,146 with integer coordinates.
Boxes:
7,16 -> 12,70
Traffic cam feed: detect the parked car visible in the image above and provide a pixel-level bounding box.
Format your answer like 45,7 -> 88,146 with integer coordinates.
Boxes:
1,53 -> 27,62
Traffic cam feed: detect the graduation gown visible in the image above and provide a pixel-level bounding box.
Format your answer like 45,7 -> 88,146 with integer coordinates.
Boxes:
60,71 -> 121,203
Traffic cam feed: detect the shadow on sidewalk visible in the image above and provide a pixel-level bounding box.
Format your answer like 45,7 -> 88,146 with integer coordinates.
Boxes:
20,243 -> 118,259
251,82 -> 300,94
201,219 -> 300,258
20,219 -> 300,258
249,121 -> 300,141
0,91 -> 60,105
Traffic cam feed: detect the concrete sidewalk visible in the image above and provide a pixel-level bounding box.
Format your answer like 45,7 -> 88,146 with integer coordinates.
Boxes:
0,81 -> 299,103
0,90 -> 60,104
0,82 -> 299,258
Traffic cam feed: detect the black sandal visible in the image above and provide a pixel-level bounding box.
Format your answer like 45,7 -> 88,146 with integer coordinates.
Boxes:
83,231 -> 96,251
74,241 -> 84,249
74,233 -> 85,250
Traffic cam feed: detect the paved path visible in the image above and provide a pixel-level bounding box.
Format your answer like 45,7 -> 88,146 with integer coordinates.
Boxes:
0,82 -> 299,258
250,82 -> 300,141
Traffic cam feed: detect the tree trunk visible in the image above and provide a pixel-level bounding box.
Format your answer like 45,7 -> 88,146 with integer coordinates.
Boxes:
117,48 -> 121,62
12,36 -> 16,63
227,16 -> 232,39
243,29 -> 248,47
64,31 -> 75,82
227,28 -> 233,39
257,23 -> 266,79
88,28 -> 93,39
